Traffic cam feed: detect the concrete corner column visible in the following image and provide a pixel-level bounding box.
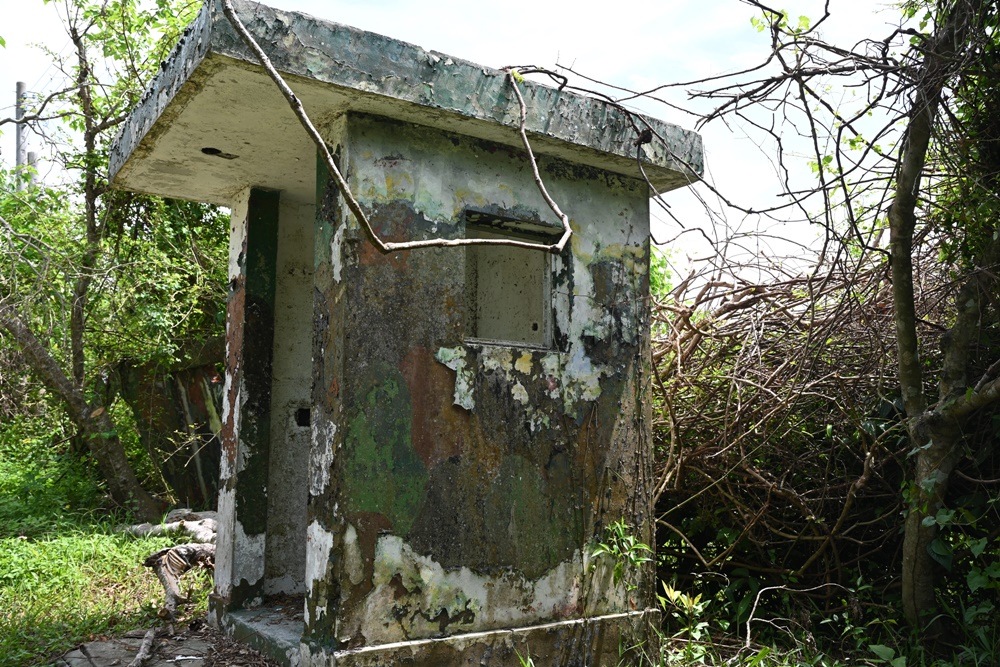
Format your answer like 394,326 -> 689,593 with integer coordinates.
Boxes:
213,187 -> 281,619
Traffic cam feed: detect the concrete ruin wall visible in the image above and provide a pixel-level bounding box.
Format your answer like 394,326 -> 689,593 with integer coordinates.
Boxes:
301,113 -> 656,662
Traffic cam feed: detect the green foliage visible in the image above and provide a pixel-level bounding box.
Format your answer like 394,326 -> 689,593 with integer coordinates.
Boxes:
649,246 -> 672,298
0,522 -> 209,666
1,0 -> 229,512
593,519 -> 652,591
0,414 -> 101,539
86,194 -> 229,370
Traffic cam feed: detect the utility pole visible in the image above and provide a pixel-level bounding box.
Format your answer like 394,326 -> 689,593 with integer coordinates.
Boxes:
27,151 -> 38,187
15,81 -> 27,190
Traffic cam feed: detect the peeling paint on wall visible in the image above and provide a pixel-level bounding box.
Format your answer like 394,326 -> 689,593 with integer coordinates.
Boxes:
232,518 -> 266,586
306,519 -> 335,627
301,113 -> 655,654
309,420 -> 335,496
434,347 -> 474,410
330,224 -> 344,283
344,536 -> 604,646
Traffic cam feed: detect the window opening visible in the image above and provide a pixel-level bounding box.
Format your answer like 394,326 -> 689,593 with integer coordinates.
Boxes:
464,210 -> 559,348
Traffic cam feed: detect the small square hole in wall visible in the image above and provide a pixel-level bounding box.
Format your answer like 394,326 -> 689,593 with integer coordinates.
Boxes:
464,211 -> 558,348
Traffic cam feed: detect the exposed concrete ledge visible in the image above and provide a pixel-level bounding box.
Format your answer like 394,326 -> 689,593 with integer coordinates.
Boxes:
221,607 -> 303,667
217,607 -> 659,667
314,610 -> 658,667
109,0 -> 702,205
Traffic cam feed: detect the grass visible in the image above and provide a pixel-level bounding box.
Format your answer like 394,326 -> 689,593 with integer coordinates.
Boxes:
0,526 -> 184,666
0,415 -> 211,667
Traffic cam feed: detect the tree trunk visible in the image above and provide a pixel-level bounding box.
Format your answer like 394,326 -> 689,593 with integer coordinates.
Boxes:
900,419 -> 964,629
0,305 -> 162,521
887,0 -> 984,631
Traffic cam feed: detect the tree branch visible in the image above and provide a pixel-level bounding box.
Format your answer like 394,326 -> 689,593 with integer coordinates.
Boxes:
219,0 -> 571,254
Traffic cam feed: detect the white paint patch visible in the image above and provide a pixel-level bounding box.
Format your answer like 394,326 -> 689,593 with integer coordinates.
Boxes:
232,517 -> 266,586
306,520 -> 335,585
310,419 -> 336,496
511,382 -> 529,406
561,344 -> 605,408
306,520 -> 336,626
228,189 -> 251,280
343,523 -> 365,586
235,377 -> 250,474
214,487 -> 236,598
219,371 -> 236,482
330,224 -> 345,283
350,535 -> 611,645
434,346 -> 474,410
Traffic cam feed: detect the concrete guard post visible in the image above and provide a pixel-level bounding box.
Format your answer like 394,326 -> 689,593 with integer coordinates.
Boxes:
109,2 -> 703,665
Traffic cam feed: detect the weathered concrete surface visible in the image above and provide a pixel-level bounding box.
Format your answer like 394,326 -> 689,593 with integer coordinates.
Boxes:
296,113 -> 657,665
264,197 -> 315,597
109,0 -> 702,206
214,187 -> 280,612
54,634 -> 211,667
224,606 -> 305,667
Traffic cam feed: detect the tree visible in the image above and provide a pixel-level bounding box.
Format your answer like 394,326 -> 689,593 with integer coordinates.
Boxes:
0,0 -> 222,520
648,0 -> 1000,633
543,0 -> 1000,638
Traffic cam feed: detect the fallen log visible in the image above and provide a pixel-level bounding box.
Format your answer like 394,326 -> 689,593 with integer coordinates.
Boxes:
125,509 -> 218,543
143,543 -> 216,623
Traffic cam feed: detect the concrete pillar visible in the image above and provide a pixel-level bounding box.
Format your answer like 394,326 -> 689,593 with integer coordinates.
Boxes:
214,187 -> 280,614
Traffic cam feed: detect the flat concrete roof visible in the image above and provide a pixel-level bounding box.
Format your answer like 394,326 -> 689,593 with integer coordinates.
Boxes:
109,0 -> 703,206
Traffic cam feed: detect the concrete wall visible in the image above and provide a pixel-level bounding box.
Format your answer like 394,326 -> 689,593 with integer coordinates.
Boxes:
264,196 -> 316,596
303,113 -> 655,660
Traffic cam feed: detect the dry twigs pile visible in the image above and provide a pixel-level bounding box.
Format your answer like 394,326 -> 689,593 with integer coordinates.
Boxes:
650,255 -> 934,616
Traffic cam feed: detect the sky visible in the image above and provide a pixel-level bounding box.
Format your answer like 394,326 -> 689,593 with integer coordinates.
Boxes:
0,0 -> 905,269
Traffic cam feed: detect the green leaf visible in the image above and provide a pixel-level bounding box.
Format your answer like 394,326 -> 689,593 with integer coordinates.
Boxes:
969,537 -> 987,557
891,658 -> 907,667
968,566 -> 989,593
870,644 -> 895,660
0,36 -> 6,48
928,537 -> 953,571
745,647 -> 772,667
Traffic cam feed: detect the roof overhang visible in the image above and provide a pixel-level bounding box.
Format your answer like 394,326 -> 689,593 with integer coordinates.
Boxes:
110,0 -> 704,206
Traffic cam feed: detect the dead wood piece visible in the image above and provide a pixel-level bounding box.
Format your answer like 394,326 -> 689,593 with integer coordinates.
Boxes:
126,627 -> 157,667
164,508 -> 218,523
144,543 -> 216,621
126,518 -> 217,543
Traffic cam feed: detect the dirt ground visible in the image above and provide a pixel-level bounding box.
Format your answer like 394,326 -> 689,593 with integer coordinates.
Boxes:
51,619 -> 280,667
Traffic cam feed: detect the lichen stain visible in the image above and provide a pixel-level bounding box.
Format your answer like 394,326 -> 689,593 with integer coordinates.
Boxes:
513,351 -> 533,374
349,535 -> 588,645
342,367 -> 428,535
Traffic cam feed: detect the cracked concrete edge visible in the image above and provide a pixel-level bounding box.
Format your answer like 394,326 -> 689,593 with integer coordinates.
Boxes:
109,0 -> 703,191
